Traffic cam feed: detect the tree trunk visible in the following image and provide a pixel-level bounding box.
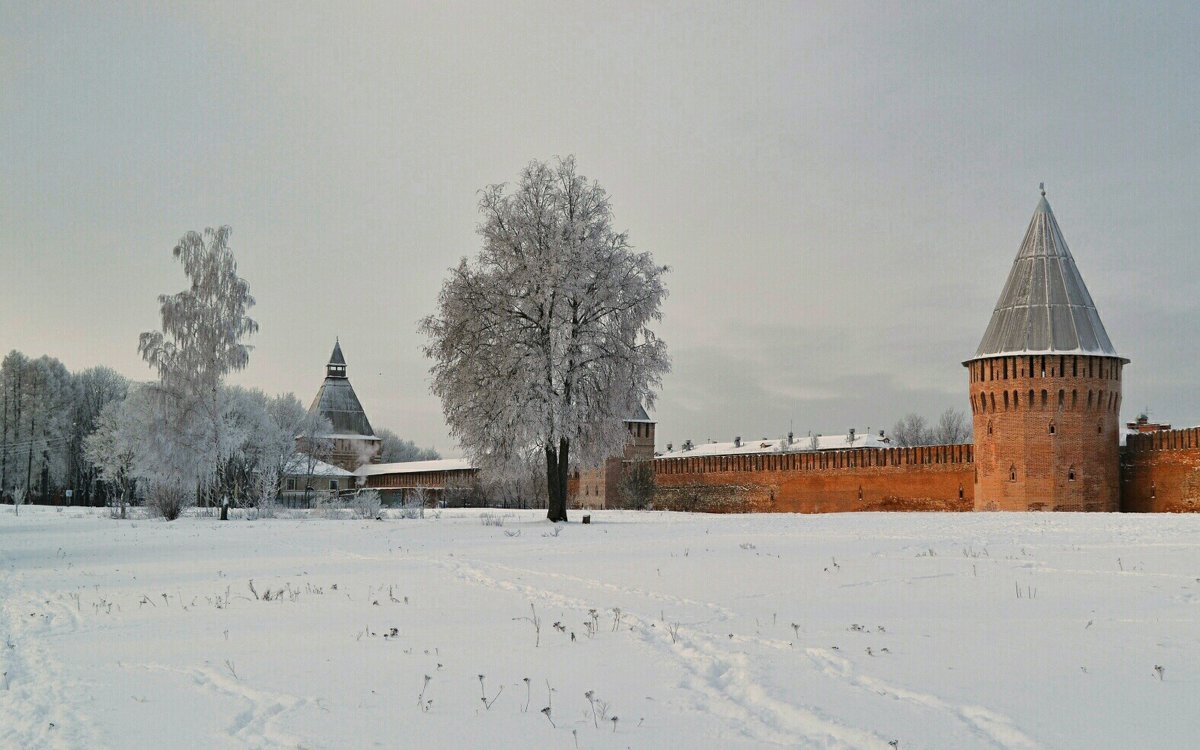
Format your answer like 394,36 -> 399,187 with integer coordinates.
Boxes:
545,437 -> 570,522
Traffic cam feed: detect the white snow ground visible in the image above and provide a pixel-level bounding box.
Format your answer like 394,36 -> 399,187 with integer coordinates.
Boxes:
1,506 -> 1198,749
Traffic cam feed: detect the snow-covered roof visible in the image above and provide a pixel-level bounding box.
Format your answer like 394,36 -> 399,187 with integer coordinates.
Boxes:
316,433 -> 383,442
283,455 -> 355,477
970,191 -> 1123,363
657,432 -> 890,459
356,458 -> 475,477
627,404 -> 654,423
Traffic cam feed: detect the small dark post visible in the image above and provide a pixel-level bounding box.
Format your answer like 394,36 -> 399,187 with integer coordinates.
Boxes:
582,514 -> 591,524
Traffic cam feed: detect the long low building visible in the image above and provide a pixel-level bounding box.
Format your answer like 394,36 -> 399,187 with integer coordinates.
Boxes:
356,458 -> 479,504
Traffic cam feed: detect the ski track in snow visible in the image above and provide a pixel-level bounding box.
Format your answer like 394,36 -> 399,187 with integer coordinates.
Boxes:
0,573 -> 105,750
804,648 -> 1038,749
436,553 -> 895,748
134,663 -> 309,749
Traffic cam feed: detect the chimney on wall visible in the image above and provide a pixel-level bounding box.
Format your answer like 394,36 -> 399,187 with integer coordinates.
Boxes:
787,430 -> 794,446
734,436 -> 742,448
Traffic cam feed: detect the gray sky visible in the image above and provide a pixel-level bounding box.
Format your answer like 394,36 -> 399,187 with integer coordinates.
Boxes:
3,2 -> 1198,456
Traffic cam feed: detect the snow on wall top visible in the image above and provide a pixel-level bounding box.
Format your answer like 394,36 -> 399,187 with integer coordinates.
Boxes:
970,191 -> 1122,363
356,458 -> 475,476
657,431 -> 890,459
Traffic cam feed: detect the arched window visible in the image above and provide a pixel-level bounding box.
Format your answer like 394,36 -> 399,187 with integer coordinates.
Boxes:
987,420 -> 993,435
1068,466 -> 1076,481
990,393 -> 996,413
1041,390 -> 1048,408
1013,390 -> 1019,408
1004,391 -> 1010,410
1097,421 -> 1103,434
1058,389 -> 1065,410
1049,420 -> 1056,435
1009,464 -> 1017,482
1087,390 -> 1094,409
1029,389 -> 1035,408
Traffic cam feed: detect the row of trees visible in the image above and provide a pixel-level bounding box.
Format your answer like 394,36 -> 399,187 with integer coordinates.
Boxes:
891,408 -> 972,447
0,352 -> 128,505
7,226 -> 434,519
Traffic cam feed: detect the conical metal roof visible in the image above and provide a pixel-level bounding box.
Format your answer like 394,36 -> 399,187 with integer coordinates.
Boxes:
969,191 -> 1122,362
309,341 -> 376,437
328,339 -> 346,366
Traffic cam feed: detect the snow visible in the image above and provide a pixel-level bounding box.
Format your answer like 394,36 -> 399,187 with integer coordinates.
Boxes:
357,457 -> 475,476
283,456 -> 355,477
658,432 -> 890,459
2,506 -> 1199,749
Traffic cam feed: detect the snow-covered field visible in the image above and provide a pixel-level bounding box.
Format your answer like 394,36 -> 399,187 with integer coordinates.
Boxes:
2,506 -> 1198,749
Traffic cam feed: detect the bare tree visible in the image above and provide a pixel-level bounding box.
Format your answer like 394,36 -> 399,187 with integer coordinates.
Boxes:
933,407 -> 971,445
891,413 -> 933,447
421,157 -> 670,522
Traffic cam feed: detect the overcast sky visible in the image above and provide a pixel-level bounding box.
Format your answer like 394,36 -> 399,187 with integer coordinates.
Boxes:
2,2 -> 1198,456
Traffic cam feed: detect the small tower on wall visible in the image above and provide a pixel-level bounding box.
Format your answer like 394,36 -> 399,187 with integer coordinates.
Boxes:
966,189 -> 1128,511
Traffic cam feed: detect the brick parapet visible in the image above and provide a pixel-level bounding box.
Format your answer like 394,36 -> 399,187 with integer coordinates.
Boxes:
651,444 -> 973,513
1120,428 -> 1200,512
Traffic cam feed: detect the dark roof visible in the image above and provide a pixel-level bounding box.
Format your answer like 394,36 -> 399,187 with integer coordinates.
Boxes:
328,340 -> 346,366
308,378 -> 376,437
969,192 -> 1122,362
627,403 -> 654,423
309,340 -> 375,436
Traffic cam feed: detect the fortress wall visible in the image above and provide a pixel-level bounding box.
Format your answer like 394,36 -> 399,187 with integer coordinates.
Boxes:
651,445 -> 974,513
1120,428 -> 1200,513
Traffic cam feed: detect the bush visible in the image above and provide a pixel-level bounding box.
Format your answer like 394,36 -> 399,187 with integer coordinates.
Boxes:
350,490 -> 382,520
147,482 -> 188,521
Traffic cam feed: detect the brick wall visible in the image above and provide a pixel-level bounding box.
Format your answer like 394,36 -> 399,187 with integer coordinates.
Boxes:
1120,428 -> 1200,512
651,445 -> 974,513
968,354 -> 1123,512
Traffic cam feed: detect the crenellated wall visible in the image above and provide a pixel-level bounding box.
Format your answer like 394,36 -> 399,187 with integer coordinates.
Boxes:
651,444 -> 974,513
1120,428 -> 1200,512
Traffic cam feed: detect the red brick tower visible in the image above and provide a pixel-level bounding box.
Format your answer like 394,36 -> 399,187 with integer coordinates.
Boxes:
966,189 -> 1127,511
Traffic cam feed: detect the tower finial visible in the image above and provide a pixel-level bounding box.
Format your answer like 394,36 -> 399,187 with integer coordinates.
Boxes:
1039,182 -> 1045,197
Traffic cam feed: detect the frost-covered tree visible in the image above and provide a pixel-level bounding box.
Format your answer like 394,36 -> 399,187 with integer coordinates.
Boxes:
138,226 -> 259,519
376,428 -> 440,463
67,367 -> 128,505
84,385 -> 154,518
421,157 -> 670,522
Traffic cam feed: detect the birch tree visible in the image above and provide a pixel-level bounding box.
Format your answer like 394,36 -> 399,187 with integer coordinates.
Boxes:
138,226 -> 258,519
421,157 -> 670,522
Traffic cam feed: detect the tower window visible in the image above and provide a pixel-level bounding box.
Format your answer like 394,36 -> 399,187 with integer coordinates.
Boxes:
1049,421 -> 1056,435
987,420 -> 993,435
1009,465 -> 1017,482
1041,389 -> 1048,408
1068,466 -> 1076,481
1058,389 -> 1065,410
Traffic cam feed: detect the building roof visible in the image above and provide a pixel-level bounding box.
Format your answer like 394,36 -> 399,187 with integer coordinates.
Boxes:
328,339 -> 346,367
356,458 -> 475,477
627,403 -> 654,423
308,341 -> 376,437
283,455 -> 355,477
969,190 -> 1123,363
657,431 -> 890,459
